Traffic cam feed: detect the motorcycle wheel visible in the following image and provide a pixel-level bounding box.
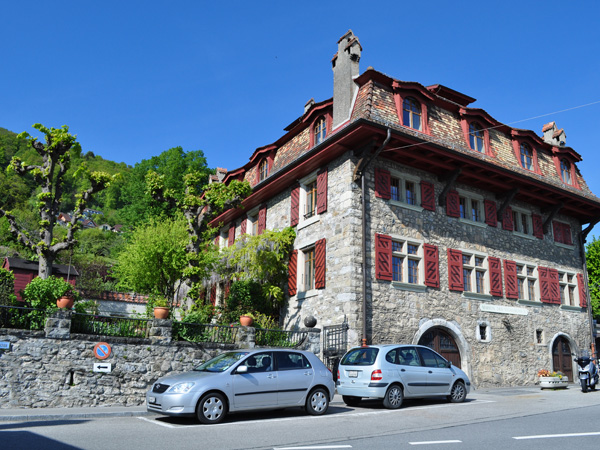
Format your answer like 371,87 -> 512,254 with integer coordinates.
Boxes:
581,379 -> 589,393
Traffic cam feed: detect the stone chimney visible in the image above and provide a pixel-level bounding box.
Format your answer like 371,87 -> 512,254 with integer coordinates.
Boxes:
332,30 -> 362,129
304,98 -> 315,114
209,167 -> 227,184
542,122 -> 566,147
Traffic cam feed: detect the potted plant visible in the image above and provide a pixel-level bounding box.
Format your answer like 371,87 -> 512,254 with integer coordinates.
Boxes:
153,297 -> 170,319
239,312 -> 255,327
56,285 -> 76,309
537,369 -> 568,389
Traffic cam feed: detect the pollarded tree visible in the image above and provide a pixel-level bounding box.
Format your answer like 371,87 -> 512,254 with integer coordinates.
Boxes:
0,124 -> 113,278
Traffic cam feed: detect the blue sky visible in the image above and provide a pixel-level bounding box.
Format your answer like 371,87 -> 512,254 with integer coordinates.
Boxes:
2,2 -> 600,204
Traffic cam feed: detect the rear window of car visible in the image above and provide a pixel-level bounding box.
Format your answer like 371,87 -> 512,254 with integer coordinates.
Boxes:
340,348 -> 379,366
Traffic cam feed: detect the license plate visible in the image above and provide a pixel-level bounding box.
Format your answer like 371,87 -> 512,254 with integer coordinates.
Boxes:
348,370 -> 358,378
149,396 -> 156,403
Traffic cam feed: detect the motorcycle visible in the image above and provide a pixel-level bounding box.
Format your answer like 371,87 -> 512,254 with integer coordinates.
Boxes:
574,351 -> 599,393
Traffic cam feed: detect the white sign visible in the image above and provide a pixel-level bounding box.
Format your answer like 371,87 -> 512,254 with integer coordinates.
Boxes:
93,363 -> 112,373
480,304 -> 528,316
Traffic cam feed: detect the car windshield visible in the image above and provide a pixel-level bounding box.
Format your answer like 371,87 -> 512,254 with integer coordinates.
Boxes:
194,352 -> 249,372
340,347 -> 379,366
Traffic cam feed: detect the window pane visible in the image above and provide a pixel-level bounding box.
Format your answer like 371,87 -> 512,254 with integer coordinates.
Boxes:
390,177 -> 400,201
405,181 -> 416,205
408,259 -> 418,284
393,256 -> 403,282
471,200 -> 480,222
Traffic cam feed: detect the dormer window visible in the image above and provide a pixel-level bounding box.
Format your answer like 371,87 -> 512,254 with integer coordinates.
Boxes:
259,159 -> 269,182
314,117 -> 327,145
520,143 -> 534,170
403,97 -> 422,131
469,122 -> 484,152
560,159 -> 572,184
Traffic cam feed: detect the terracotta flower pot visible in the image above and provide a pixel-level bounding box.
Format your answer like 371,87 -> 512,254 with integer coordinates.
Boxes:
56,296 -> 75,309
239,315 -> 254,326
153,307 -> 170,319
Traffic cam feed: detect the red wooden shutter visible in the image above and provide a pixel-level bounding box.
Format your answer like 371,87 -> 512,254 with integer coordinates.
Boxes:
258,205 -> 267,234
552,221 -> 562,243
489,257 -> 503,297
210,285 -> 216,306
562,223 -> 572,245
375,233 -> 393,281
446,190 -> 460,218
240,216 -> 247,235
288,250 -> 298,296
548,268 -> 560,303
502,206 -> 514,231
228,223 -> 235,246
532,214 -> 543,239
374,168 -> 391,200
447,249 -> 463,291
290,184 -> 300,226
214,235 -> 220,246
539,266 -> 550,302
315,238 -> 326,289
503,260 -> 518,299
420,181 -> 435,211
484,200 -> 497,227
539,267 -> 560,304
423,244 -> 439,288
577,273 -> 588,308
317,168 -> 328,214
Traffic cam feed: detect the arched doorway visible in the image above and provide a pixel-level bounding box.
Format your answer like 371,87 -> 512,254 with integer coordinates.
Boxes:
552,336 -> 573,381
418,327 -> 461,368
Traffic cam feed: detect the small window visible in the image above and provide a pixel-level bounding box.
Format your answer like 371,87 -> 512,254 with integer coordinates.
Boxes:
314,117 -> 327,145
477,321 -> 491,342
516,263 -> 537,301
462,252 -> 487,294
247,210 -> 259,236
520,143 -> 534,170
392,238 -> 423,285
304,179 -> 317,219
403,97 -> 422,131
389,173 -> 421,207
302,247 -> 316,292
469,122 -> 484,152
512,209 -> 533,236
259,159 -> 269,182
536,329 -> 544,344
458,193 -> 484,224
560,159 -> 572,184
558,271 -> 578,306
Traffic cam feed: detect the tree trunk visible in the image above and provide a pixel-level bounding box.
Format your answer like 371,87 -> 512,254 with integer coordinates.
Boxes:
39,253 -> 53,279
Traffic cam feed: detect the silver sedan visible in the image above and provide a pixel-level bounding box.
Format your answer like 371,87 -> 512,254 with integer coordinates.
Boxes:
146,348 -> 335,424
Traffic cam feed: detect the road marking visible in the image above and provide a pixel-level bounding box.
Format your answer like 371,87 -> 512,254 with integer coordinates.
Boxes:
137,400 -> 495,429
409,440 -> 462,445
273,446 -> 352,450
137,417 -> 178,428
513,431 -> 600,440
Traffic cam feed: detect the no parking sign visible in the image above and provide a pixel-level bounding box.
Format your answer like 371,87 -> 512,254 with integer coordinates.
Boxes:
93,342 -> 112,360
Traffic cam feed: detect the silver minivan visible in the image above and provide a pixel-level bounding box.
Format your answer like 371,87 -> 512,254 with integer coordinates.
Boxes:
147,348 -> 335,424
337,344 -> 470,408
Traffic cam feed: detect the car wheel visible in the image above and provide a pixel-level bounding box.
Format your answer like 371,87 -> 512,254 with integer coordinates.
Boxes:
196,392 -> 227,424
448,381 -> 466,403
382,384 -> 403,409
306,388 -> 329,415
342,395 -> 361,407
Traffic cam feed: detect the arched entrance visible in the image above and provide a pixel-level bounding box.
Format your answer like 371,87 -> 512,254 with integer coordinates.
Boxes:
552,336 -> 573,381
418,327 -> 462,368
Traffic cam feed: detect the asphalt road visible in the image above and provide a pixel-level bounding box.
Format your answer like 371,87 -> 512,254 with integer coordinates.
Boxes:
2,386 -> 600,450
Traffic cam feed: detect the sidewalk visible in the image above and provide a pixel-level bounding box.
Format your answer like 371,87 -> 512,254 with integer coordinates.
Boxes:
0,405 -> 149,422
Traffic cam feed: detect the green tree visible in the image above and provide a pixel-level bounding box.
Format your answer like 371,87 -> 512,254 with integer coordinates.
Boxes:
0,124 -> 114,278
585,237 -> 600,320
112,215 -> 189,304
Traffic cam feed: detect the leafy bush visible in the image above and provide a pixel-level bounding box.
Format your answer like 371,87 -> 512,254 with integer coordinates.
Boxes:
21,276 -> 78,310
0,268 -> 17,306
226,280 -> 270,315
181,303 -> 215,324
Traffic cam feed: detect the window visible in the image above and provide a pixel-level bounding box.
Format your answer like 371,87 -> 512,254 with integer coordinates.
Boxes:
391,239 -> 423,285
469,122 -> 484,152
536,329 -> 544,344
302,246 -> 316,292
304,179 -> 317,219
477,321 -> 491,342
390,173 -> 419,206
462,252 -> 487,294
314,117 -> 327,145
294,169 -> 327,227
560,159 -> 571,184
458,191 -> 484,224
512,209 -> 533,236
520,143 -> 534,170
259,159 -> 269,182
516,263 -> 537,301
247,210 -> 259,236
402,97 -> 422,131
553,221 -> 573,245
558,271 -> 578,306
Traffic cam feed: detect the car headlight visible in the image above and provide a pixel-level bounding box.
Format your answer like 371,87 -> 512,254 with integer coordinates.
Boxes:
168,382 -> 195,394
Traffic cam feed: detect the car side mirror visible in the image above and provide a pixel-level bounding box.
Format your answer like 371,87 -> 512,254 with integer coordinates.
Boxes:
445,361 -> 452,369
236,365 -> 248,374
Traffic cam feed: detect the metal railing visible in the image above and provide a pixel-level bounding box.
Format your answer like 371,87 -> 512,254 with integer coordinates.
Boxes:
255,328 -> 307,348
71,312 -> 150,338
0,305 -> 47,330
173,322 -> 238,344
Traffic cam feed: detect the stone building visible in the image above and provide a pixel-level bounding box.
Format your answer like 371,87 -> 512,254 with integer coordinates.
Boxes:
209,31 -> 600,387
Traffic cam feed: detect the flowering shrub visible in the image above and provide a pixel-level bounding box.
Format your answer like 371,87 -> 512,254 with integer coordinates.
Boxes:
537,369 -> 565,378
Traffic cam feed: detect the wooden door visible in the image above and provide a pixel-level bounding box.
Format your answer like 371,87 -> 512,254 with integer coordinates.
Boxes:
418,328 -> 461,368
552,336 -> 573,381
